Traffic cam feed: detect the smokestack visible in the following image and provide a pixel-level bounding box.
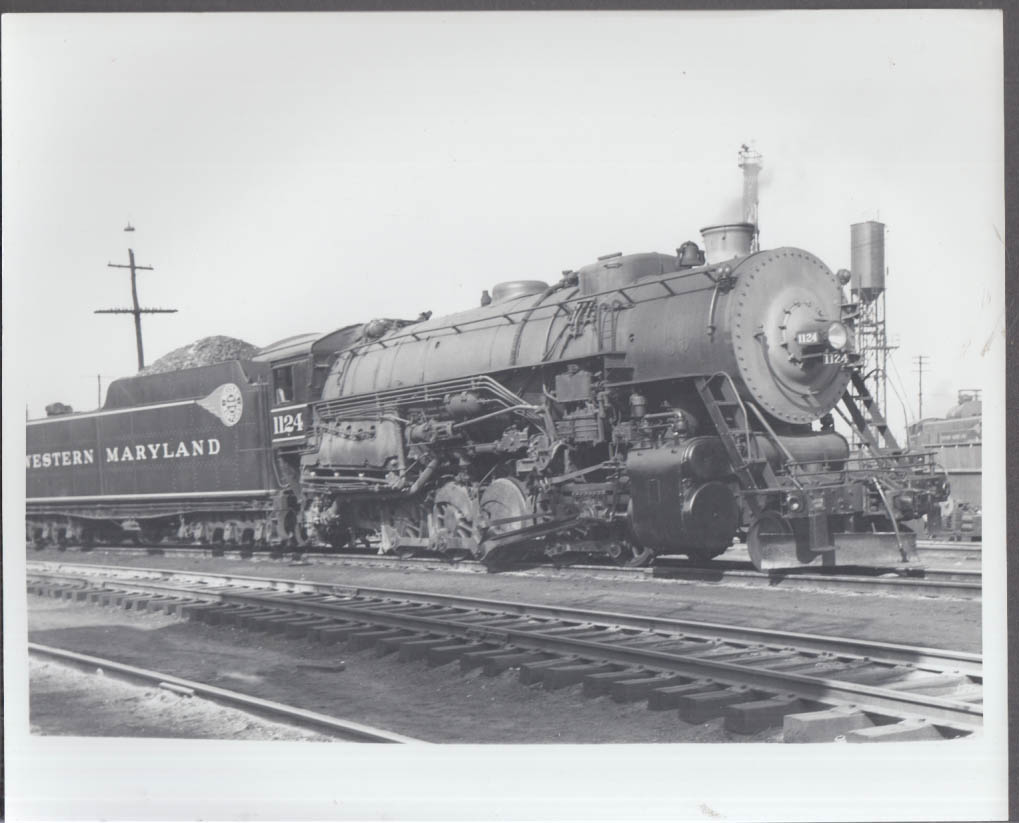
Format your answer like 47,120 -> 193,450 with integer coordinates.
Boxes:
738,145 -> 762,252
699,223 -> 755,264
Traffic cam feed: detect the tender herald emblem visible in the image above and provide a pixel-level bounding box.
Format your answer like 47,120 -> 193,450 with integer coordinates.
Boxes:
197,383 -> 244,427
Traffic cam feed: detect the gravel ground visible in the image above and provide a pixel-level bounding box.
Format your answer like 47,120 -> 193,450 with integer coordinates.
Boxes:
30,656 -> 336,741
28,594 -> 783,743
28,547 -> 982,652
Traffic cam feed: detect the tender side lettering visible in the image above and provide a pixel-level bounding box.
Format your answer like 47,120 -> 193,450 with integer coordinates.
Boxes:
27,449 -> 95,468
30,440 -> 220,469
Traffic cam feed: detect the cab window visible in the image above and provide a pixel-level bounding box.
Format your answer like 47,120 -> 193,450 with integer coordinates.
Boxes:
273,365 -> 295,404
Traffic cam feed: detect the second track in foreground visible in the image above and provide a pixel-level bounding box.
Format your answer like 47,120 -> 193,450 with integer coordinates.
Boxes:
28,561 -> 982,743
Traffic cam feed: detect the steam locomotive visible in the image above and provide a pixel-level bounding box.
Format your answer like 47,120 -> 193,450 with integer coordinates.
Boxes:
26,222 -> 948,570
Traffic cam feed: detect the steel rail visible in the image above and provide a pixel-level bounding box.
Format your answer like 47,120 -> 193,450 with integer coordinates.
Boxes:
917,540 -> 982,549
915,545 -> 983,556
199,588 -> 983,731
29,642 -> 424,743
28,561 -> 981,674
30,546 -> 981,597
28,566 -> 983,734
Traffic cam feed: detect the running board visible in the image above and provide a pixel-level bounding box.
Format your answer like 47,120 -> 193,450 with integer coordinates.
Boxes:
749,531 -> 919,572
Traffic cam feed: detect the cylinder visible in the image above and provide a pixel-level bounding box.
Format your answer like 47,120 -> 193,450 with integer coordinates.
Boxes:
850,221 -> 885,301
699,223 -> 755,264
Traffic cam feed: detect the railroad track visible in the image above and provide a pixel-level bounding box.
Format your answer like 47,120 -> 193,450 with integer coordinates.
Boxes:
913,543 -> 983,558
27,561 -> 983,743
29,643 -> 422,743
30,545 -> 982,599
917,540 -> 981,549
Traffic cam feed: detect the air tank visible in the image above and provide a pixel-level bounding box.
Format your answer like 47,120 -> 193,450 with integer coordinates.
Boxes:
699,223 -> 755,264
850,221 -> 885,301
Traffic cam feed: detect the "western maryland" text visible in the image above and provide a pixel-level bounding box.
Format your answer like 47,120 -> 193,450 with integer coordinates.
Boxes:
26,438 -> 222,469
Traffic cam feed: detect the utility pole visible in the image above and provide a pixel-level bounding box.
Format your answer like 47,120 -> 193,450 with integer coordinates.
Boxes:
95,227 -> 177,371
913,354 -> 930,420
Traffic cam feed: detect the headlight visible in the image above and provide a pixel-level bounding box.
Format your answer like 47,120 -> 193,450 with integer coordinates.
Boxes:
786,493 -> 804,513
827,322 -> 849,350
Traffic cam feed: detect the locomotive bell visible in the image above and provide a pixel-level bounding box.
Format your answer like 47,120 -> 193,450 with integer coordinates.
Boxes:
676,241 -> 706,268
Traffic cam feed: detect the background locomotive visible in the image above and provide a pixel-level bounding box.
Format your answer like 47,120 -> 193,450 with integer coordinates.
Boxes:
26,221 -> 947,571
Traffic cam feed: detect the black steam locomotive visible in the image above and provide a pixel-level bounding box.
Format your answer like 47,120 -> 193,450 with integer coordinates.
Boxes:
27,222 -> 947,570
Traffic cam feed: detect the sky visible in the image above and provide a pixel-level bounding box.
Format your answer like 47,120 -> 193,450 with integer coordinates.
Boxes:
3,10 -> 1005,434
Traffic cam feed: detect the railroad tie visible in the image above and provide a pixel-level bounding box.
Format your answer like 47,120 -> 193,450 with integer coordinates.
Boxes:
200,604 -> 250,626
141,595 -> 181,612
86,589 -> 108,606
722,649 -> 804,667
843,718 -> 944,743
376,632 -> 429,656
676,685 -> 763,724
425,641 -> 490,667
885,672 -> 969,696
834,664 -> 914,685
760,655 -> 855,674
517,656 -> 582,686
396,636 -> 455,663
312,622 -> 371,645
782,706 -> 874,743
581,668 -> 651,698
609,674 -> 689,703
236,609 -> 295,630
264,613 -> 327,635
284,617 -> 338,639
459,646 -> 524,672
217,606 -> 276,627
542,661 -> 618,690
346,628 -> 410,652
177,600 -> 218,620
647,680 -> 717,711
724,694 -> 809,734
482,651 -> 555,677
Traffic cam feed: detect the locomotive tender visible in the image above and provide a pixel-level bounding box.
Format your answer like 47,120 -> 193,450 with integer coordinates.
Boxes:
26,222 -> 947,570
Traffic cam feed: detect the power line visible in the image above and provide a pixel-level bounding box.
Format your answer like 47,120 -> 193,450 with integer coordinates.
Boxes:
95,226 -> 177,371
